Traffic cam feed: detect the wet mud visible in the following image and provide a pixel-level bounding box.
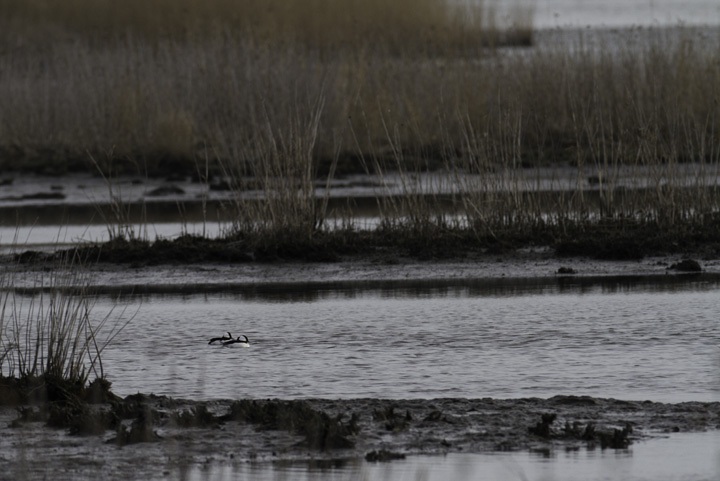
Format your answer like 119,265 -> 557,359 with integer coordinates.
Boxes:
2,393 -> 719,480
16,225 -> 720,265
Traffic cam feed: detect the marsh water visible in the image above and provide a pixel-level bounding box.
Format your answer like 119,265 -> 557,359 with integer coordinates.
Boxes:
186,431 -> 720,481
80,275 -> 720,481
96,276 -> 720,403
3,3 -> 720,477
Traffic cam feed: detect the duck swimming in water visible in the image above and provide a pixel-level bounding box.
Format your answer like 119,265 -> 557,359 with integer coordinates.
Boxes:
208,332 -> 233,345
222,335 -> 250,348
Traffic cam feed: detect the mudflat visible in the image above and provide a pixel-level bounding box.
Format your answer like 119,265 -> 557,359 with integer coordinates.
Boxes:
2,394 -> 719,480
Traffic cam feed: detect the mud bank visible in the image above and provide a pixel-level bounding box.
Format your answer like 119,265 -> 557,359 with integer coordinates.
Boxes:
5,246 -> 720,294
2,394 -> 718,480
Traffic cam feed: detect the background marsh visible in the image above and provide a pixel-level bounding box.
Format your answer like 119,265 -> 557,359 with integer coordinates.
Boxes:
0,1 -> 719,256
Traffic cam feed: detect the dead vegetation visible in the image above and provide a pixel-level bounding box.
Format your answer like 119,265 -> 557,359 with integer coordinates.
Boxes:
1,2 -> 720,259
0,0 -> 530,176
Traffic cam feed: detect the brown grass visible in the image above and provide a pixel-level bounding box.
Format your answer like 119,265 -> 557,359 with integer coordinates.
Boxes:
0,252 -> 131,386
1,3 -> 719,238
0,0 -> 520,52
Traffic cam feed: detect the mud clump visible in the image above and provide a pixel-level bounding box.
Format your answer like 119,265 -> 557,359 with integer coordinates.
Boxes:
0,377 -> 24,405
145,185 -> 185,197
365,450 -> 406,462
373,405 -> 412,432
9,406 -> 47,427
110,411 -> 163,445
84,378 -> 122,404
557,266 -> 577,274
170,404 -> 221,428
423,410 -> 444,422
0,374 -> 118,407
668,259 -> 702,272
528,413 -> 557,438
583,422 -> 633,449
549,395 -> 598,406
528,412 -> 633,449
48,403 -> 119,436
225,399 -> 357,450
5,376 -> 121,435
107,394 -> 164,445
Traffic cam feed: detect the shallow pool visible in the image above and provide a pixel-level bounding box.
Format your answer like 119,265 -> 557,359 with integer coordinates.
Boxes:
185,431 -> 720,481
93,277 -> 720,403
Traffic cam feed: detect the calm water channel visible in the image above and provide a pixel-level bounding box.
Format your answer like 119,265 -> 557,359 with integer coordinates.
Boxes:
186,431 -> 720,481
84,277 -> 719,481
98,277 -> 720,403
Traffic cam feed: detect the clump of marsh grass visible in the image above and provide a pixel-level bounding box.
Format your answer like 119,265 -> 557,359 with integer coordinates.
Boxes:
218,89 -> 344,251
358,27 -> 720,241
0,251 -> 130,404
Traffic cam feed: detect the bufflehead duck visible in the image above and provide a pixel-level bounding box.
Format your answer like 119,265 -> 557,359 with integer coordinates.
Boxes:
208,332 -> 233,345
222,335 -> 250,348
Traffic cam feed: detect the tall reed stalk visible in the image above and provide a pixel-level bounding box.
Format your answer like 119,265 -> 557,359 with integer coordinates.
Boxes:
220,89 -> 340,242
0,252 -> 129,386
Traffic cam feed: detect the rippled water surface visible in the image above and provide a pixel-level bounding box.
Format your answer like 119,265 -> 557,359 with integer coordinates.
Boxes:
98,278 -> 720,402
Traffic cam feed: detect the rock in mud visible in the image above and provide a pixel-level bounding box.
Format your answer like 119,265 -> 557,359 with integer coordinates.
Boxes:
557,266 -> 577,274
145,185 -> 185,197
668,259 -> 702,272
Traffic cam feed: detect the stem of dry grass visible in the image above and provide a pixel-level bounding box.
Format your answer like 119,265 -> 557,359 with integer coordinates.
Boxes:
0,250 -> 131,386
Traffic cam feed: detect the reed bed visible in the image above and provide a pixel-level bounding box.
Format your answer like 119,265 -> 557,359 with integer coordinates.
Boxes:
0,252 -> 129,388
1,2 -> 719,250
0,0 -> 521,51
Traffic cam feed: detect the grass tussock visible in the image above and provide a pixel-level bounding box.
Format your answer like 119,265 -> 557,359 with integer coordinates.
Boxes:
0,253 -> 130,405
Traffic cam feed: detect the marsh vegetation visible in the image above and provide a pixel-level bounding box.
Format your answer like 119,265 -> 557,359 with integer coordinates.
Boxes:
1,1 -> 719,259
0,254 -> 129,405
2,5 -> 720,478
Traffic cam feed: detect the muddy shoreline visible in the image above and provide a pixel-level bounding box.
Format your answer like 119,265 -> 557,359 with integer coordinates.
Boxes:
5,246 -> 720,295
2,394 -> 719,480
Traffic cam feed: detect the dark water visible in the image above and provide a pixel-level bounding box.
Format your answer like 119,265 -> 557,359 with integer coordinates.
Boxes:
97,276 -> 720,403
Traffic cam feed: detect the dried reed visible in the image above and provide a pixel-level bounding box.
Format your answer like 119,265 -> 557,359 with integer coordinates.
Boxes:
0,251 -> 130,386
0,3 -> 718,240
